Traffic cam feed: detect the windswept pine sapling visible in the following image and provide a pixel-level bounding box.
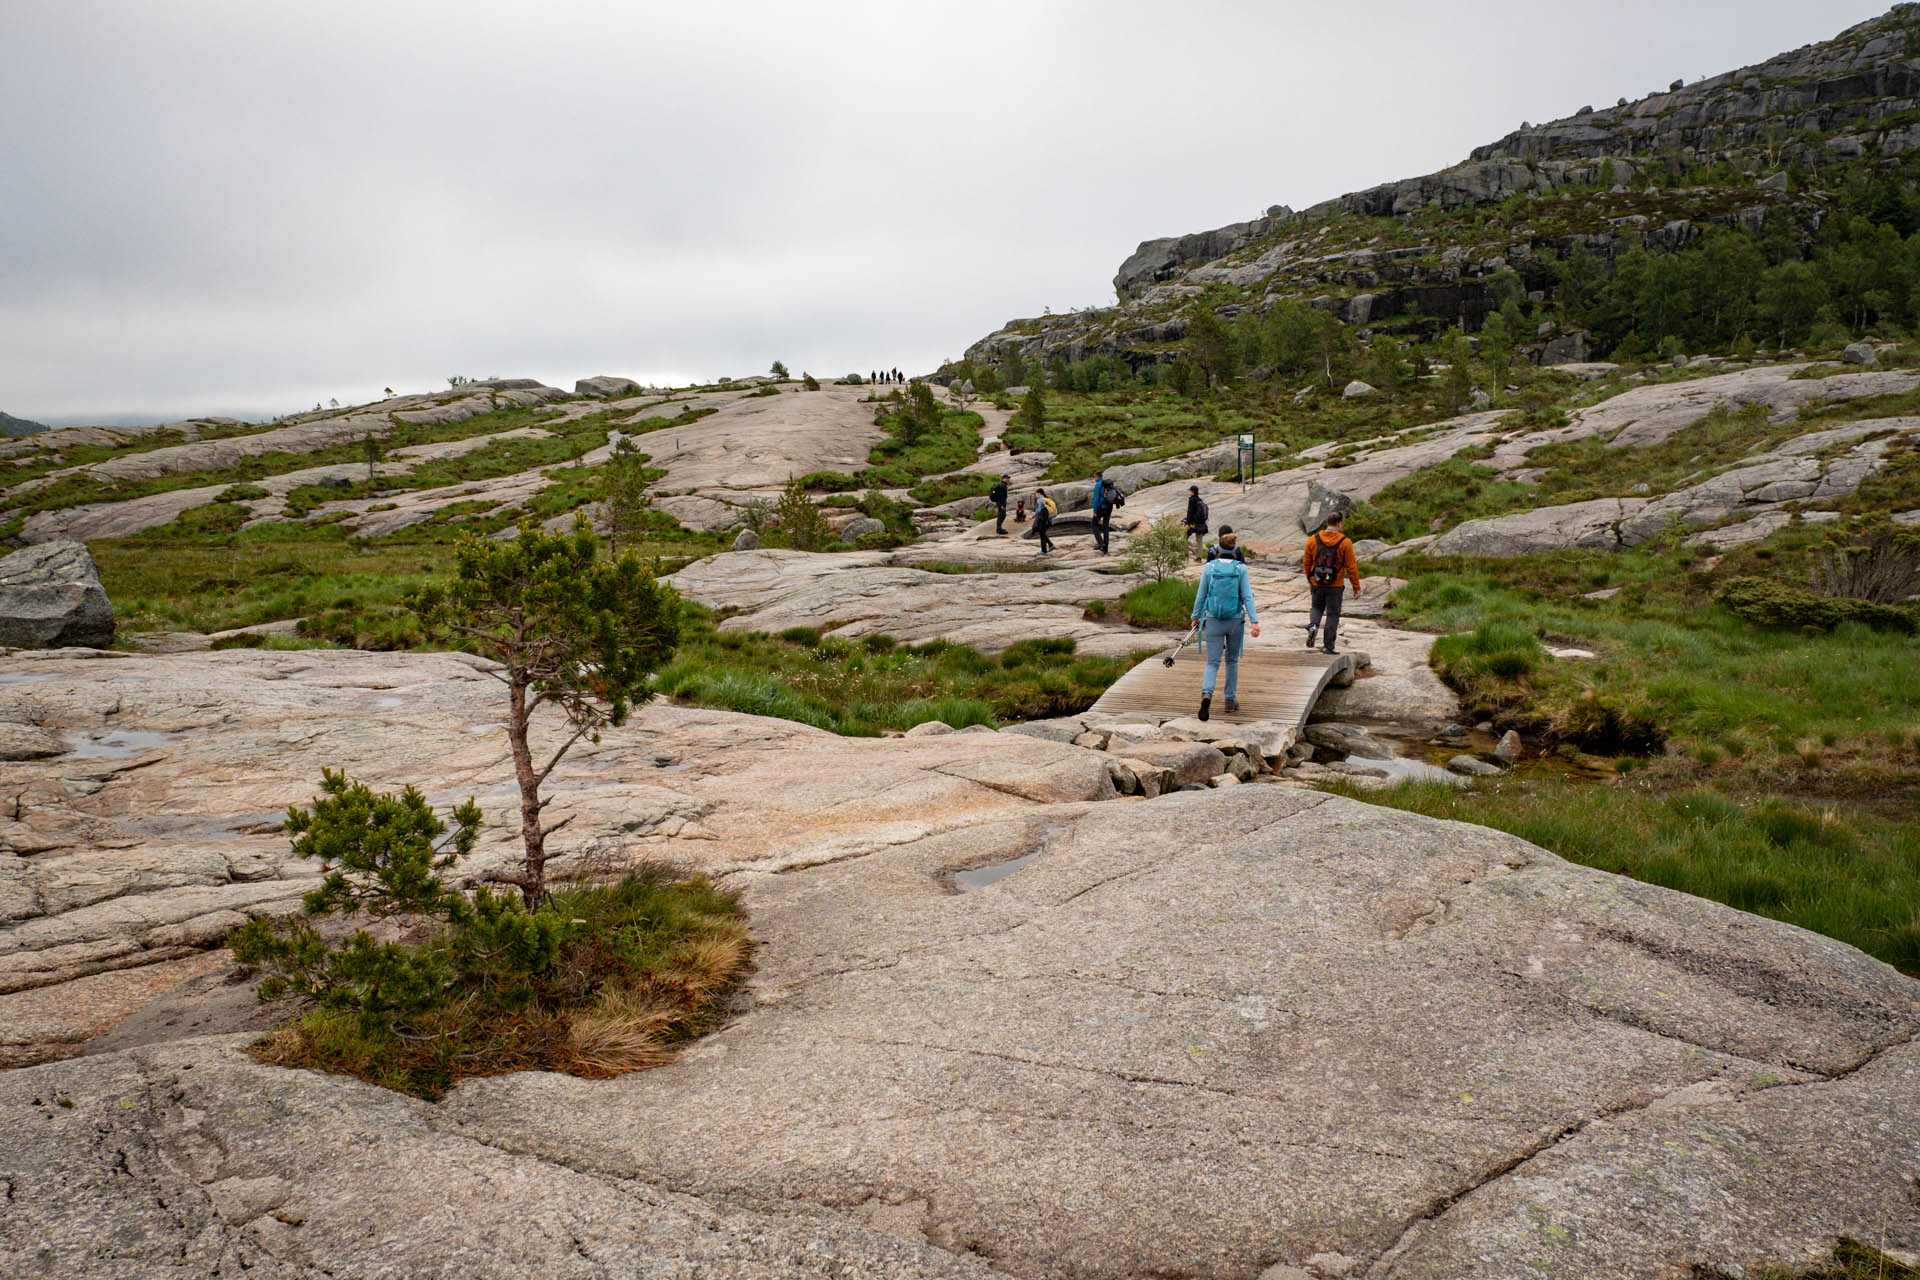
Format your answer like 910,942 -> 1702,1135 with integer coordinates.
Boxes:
412,519 -> 680,907
600,438 -> 654,553
228,770 -> 488,1033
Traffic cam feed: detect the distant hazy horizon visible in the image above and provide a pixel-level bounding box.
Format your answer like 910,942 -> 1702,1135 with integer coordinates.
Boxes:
2,0 -> 1893,424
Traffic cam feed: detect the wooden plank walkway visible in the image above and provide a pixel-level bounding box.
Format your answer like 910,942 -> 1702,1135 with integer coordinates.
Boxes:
1089,643 -> 1343,729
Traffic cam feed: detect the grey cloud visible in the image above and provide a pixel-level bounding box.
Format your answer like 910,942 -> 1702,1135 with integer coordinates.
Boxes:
0,0 -> 1890,421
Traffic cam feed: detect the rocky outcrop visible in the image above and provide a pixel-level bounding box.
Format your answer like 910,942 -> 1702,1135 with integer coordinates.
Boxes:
1429,498 -> 1645,558
666,548 -> 1152,655
575,375 -> 642,397
968,7 -> 1920,370
0,541 -> 114,648
1,646 -> 1915,1278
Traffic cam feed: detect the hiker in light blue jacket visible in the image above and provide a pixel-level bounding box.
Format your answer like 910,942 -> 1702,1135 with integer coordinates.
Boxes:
1189,527 -> 1260,722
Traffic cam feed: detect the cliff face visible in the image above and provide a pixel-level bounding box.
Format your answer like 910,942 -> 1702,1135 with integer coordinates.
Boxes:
965,4 -> 1920,369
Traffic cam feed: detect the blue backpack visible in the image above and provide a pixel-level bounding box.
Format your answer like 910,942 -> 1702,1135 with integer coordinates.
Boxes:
1200,560 -> 1247,619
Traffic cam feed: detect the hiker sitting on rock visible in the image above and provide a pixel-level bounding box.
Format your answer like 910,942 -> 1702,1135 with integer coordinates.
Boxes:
1190,527 -> 1259,721
1302,510 -> 1361,656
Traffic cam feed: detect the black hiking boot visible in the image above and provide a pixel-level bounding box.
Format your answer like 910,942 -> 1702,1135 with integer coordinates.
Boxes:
1198,694 -> 1212,722
1306,623 -> 1318,649
1225,697 -> 1239,714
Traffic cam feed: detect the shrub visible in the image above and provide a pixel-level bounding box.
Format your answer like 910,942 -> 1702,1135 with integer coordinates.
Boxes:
1128,515 -> 1189,582
1718,576 -> 1915,633
801,372 -> 820,391
1812,517 -> 1920,605
798,471 -> 861,492
774,475 -> 834,551
217,483 -> 270,503
233,774 -> 749,1099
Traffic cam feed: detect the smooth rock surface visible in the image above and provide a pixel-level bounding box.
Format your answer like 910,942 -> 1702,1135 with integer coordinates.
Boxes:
1,649 -> 1916,1278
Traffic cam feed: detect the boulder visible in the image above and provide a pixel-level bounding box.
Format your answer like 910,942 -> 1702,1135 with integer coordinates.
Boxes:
1493,730 -> 1522,764
1468,388 -> 1493,411
1303,722 -> 1392,760
840,517 -> 886,543
1352,538 -> 1391,560
1342,380 -> 1378,400
0,541 -> 115,649
999,717 -> 1087,745
1843,342 -> 1878,366
904,721 -> 955,738
1300,481 -> 1355,533
730,527 -> 761,552
1447,754 -> 1504,777
1538,332 -> 1590,366
575,375 -> 642,398
1208,773 -> 1242,787
1104,739 -> 1229,787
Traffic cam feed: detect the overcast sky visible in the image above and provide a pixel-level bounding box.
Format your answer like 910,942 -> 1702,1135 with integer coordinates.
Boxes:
1,0 -> 1892,424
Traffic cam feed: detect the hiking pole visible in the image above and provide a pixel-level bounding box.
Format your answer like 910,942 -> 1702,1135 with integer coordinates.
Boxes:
1162,621 -> 1199,667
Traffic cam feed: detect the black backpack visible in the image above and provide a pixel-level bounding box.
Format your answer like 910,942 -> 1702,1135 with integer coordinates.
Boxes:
988,480 -> 1008,505
1310,533 -> 1346,587
1192,498 -> 1209,531
1109,483 -> 1125,508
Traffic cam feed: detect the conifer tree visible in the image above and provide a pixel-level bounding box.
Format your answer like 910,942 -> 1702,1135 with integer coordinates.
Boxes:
413,519 -> 680,907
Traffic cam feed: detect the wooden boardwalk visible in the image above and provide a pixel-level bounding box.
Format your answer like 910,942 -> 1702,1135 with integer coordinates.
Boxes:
1089,642 -> 1343,728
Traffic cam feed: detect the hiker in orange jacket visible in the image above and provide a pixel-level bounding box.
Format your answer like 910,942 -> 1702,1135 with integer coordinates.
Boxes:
1301,511 -> 1362,655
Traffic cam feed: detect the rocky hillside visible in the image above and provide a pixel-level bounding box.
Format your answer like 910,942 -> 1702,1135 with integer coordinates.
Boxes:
0,411 -> 48,438
964,4 -> 1920,370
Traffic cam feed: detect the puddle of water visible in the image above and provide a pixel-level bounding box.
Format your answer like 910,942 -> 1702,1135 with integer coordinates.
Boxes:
954,848 -> 1041,891
64,729 -> 181,760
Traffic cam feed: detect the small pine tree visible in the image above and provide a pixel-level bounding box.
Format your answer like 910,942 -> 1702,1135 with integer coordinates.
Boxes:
769,359 -> 789,380
412,520 -> 680,907
901,380 -> 941,446
362,434 -> 380,481
228,771 -> 488,1032
600,440 -> 653,554
802,372 -> 820,391
775,475 -> 833,551
1013,384 -> 1046,432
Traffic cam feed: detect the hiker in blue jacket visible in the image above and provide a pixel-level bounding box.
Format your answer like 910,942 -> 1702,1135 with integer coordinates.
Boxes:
1189,527 -> 1260,721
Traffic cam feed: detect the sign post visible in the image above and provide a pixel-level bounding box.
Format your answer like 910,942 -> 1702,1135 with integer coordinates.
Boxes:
1236,432 -> 1256,491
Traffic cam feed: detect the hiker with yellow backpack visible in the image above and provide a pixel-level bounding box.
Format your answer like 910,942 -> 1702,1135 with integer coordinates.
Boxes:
1302,511 -> 1362,655
1032,488 -> 1059,556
